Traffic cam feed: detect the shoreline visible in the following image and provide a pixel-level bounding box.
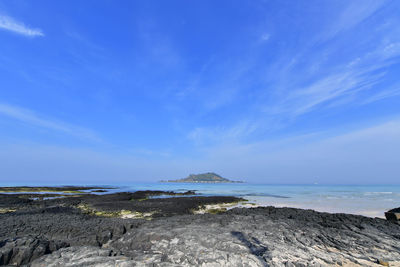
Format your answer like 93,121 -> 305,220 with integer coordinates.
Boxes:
244,196 -> 391,219
0,187 -> 400,266
0,185 -> 397,218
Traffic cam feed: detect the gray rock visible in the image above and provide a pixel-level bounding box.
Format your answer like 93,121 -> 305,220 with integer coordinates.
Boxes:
0,237 -> 68,265
1,194 -> 400,266
29,246 -> 136,267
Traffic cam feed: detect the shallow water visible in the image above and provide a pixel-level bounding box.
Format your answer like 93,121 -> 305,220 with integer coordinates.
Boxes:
2,182 -> 399,218
104,183 -> 400,218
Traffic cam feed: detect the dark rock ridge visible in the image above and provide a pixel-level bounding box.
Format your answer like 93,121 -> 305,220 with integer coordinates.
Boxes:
0,237 -> 69,266
0,190 -> 240,218
385,207 -> 400,222
389,207 -> 400,213
0,190 -> 400,266
0,186 -> 114,193
0,190 -> 243,266
161,172 -> 244,183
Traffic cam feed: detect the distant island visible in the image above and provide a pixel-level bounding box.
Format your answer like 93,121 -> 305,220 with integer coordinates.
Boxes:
160,172 -> 244,183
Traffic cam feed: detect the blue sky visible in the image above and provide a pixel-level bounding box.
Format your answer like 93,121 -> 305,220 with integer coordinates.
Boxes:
0,0 -> 400,184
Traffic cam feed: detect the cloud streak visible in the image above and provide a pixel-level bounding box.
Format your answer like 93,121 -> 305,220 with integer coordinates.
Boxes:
275,67 -> 385,117
0,15 -> 44,37
260,5 -> 400,121
0,103 -> 100,141
181,1 -> 400,148
320,0 -> 385,42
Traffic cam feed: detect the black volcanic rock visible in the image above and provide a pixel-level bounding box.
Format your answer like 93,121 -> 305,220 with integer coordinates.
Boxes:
1,191 -> 400,266
389,207 -> 400,213
0,237 -> 69,266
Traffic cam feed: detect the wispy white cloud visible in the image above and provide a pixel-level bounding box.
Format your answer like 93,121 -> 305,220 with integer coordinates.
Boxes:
320,0 -> 385,42
255,1 -> 399,119
0,103 -> 100,141
274,68 -> 384,116
361,86 -> 400,105
0,14 -> 44,37
186,47 -> 398,146
267,37 -> 400,118
184,1 -> 400,149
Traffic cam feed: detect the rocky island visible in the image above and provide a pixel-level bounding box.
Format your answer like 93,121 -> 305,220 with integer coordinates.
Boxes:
160,172 -> 244,183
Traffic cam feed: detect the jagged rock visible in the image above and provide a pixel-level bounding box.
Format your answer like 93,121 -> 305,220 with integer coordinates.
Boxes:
106,207 -> 400,266
29,246 -> 136,267
0,237 -> 68,265
1,192 -> 400,266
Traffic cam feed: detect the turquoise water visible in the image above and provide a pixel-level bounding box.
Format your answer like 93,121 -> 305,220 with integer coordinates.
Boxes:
2,182 -> 399,218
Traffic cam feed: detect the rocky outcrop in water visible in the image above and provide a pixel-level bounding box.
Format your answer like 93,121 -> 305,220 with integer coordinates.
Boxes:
161,172 -> 243,183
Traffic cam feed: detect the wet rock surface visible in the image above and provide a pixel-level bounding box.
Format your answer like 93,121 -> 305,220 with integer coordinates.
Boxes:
0,191 -> 399,266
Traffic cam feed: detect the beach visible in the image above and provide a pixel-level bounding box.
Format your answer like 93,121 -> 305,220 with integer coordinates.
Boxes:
1,186 -> 400,266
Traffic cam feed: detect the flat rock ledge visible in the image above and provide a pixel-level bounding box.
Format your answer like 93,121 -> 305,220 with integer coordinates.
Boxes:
0,206 -> 399,266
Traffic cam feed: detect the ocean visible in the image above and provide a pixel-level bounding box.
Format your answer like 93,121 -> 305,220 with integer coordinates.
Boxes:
2,182 -> 400,218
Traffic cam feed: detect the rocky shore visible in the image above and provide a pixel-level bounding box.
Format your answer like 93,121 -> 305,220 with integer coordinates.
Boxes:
0,187 -> 399,266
